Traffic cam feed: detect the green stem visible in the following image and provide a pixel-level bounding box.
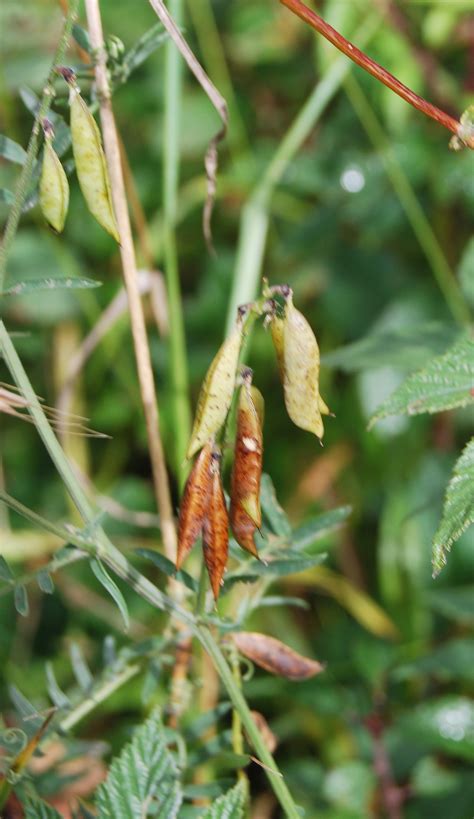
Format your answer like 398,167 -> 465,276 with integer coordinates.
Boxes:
195,557 -> 208,616
59,662 -> 141,732
198,627 -> 301,818
0,0 -> 78,293
225,13 -> 380,333
163,0 -> 192,488
343,74 -> 469,326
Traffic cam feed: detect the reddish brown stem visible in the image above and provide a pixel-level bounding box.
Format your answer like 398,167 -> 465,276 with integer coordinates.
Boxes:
280,0 -> 462,137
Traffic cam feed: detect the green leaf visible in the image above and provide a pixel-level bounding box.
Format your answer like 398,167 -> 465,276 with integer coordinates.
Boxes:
24,797 -> 63,818
0,188 -> 15,205
425,587 -> 474,625
69,642 -> 94,692
2,277 -> 102,297
46,661 -> 71,709
91,559 -> 130,632
260,473 -> 292,538
292,506 -> 352,551
0,134 -> 27,165
95,708 -> 180,819
394,638 -> 474,683
155,781 -> 182,818
198,780 -> 247,819
14,584 -> 29,616
411,756 -> 460,797
0,555 -> 14,582
72,23 -> 92,54
458,236 -> 474,309
432,439 -> 474,575
323,322 -> 458,372
250,553 -> 327,576
123,23 -> 168,75
369,335 -> 474,425
395,697 -> 474,761
136,548 -> 197,592
37,569 -> 54,594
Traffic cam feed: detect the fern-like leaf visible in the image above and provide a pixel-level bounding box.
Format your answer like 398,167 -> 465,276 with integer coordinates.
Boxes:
369,335 -> 474,426
432,439 -> 474,577
95,709 -> 180,818
198,780 -> 247,819
24,797 -> 62,818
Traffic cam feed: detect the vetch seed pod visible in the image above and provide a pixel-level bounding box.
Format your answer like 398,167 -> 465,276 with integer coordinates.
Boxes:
232,632 -> 325,681
176,441 -> 213,570
230,374 -> 264,557
271,293 -> 330,439
39,119 -> 69,233
202,450 -> 229,601
186,321 -> 244,459
68,84 -> 119,242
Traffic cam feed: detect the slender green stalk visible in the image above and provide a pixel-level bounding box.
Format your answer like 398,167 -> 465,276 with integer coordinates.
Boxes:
343,74 -> 469,326
59,663 -> 141,732
163,0 -> 192,488
198,628 -> 301,818
0,0 -> 78,293
225,13 -> 380,332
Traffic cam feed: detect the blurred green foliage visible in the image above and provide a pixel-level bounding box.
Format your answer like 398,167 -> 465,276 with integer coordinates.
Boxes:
0,0 -> 473,816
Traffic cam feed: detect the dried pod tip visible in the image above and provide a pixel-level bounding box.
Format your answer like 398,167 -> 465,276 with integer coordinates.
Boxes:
55,65 -> 76,85
42,118 -> 54,138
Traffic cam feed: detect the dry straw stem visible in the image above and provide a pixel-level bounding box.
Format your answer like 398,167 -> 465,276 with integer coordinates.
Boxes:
84,0 -> 177,563
147,0 -> 228,248
280,0 -> 473,148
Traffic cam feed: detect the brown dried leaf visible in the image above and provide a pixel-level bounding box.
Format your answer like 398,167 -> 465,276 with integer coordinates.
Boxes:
202,452 -> 229,601
232,632 -> 324,681
176,442 -> 213,569
230,378 -> 264,556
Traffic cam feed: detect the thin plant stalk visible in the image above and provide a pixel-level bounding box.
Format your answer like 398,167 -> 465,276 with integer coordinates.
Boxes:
163,0 -> 192,488
343,73 -> 469,326
280,0 -> 471,145
84,0 -> 177,562
225,13 -> 380,332
0,0 -> 79,293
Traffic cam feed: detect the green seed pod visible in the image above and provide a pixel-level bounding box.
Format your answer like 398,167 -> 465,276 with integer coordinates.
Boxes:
271,294 -> 330,439
186,322 -> 244,459
69,86 -> 119,242
39,121 -> 69,233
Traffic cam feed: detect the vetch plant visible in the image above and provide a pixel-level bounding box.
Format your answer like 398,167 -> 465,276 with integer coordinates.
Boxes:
0,0 -> 473,816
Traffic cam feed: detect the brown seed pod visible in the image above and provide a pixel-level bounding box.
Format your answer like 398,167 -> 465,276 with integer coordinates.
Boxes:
232,632 -> 325,681
230,376 -> 264,557
202,451 -> 229,601
176,442 -> 213,570
271,293 -> 330,439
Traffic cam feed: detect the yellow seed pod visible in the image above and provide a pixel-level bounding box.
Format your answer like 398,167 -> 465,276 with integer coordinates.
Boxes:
271,295 -> 330,440
39,128 -> 69,233
69,87 -> 119,242
186,322 -> 243,459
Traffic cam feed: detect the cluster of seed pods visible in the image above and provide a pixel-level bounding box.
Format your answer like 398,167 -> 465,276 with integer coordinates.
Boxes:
176,288 -> 331,600
39,67 -> 119,241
